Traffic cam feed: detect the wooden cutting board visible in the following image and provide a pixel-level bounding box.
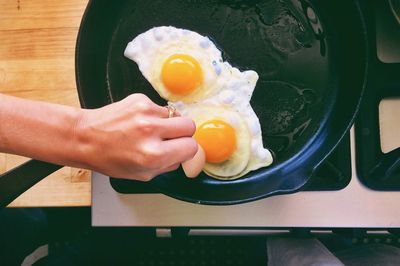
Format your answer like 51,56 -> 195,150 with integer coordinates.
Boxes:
0,0 -> 91,207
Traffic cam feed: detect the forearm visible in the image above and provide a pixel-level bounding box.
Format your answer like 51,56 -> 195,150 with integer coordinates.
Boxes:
0,93 -> 85,167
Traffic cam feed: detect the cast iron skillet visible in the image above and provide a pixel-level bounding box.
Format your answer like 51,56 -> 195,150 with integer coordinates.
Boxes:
0,0 -> 368,207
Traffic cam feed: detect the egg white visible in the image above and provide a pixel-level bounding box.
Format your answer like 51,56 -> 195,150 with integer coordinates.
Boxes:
179,105 -> 251,179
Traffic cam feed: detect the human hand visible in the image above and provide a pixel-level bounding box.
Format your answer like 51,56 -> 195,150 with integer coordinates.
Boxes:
74,93 -> 197,181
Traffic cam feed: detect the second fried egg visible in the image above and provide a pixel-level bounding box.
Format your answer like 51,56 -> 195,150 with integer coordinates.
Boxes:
184,105 -> 251,178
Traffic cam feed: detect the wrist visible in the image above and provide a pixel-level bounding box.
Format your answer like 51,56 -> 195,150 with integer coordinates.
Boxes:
70,108 -> 96,169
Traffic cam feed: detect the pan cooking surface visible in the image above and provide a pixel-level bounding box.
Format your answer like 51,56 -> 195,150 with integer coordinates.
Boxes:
106,0 -> 332,166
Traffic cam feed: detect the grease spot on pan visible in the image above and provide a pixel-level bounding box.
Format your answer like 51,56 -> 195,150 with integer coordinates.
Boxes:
252,81 -> 318,153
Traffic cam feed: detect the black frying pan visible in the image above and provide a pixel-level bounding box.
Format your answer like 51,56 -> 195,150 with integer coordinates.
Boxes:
0,0 -> 368,207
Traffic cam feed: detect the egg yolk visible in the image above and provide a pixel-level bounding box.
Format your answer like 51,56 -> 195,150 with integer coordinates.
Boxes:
194,119 -> 236,163
161,54 -> 203,95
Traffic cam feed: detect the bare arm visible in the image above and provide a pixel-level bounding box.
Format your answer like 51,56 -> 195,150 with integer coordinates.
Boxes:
0,93 -> 197,181
0,93 -> 84,166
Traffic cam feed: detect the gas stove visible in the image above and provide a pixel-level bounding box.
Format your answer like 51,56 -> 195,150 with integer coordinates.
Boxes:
92,0 -> 400,228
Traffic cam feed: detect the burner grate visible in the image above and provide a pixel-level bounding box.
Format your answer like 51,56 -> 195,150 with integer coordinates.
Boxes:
355,0 -> 400,191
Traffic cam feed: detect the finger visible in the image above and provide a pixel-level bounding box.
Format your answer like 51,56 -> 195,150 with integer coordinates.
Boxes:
172,110 -> 181,117
131,95 -> 171,118
157,163 -> 180,175
161,137 -> 198,166
149,105 -> 182,119
149,103 -> 171,118
129,93 -> 180,118
159,117 -> 196,139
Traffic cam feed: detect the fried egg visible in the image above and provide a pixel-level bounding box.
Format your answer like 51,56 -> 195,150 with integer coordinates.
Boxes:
182,105 -> 251,178
125,26 -> 273,180
175,72 -> 273,180
124,26 -> 225,103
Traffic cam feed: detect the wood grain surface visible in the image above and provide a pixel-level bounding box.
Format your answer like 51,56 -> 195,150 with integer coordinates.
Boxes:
0,0 -> 91,207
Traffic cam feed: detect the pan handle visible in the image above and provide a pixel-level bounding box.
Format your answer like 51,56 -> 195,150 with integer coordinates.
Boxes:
0,160 -> 62,208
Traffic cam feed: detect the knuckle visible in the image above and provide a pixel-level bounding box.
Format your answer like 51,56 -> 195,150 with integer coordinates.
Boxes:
134,94 -> 155,113
150,149 -> 163,162
126,93 -> 145,103
136,101 -> 152,113
135,118 -> 156,134
132,93 -> 147,101
140,144 -> 164,168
